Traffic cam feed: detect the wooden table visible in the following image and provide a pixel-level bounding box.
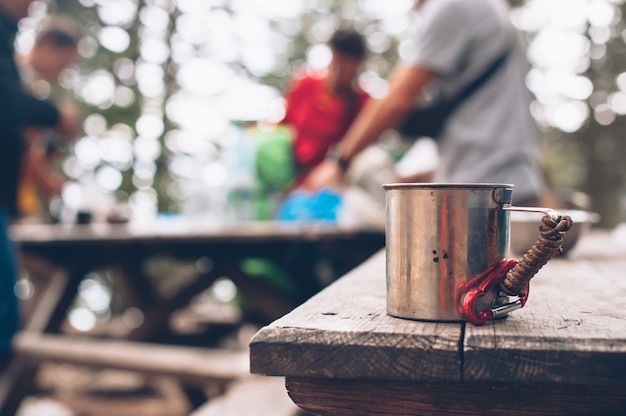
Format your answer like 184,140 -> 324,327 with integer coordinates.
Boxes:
250,229 -> 626,415
11,218 -> 384,338
3,219 -> 384,414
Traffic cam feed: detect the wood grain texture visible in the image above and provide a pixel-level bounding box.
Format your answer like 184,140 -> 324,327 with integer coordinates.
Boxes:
251,230 -> 626,385
250,230 -> 626,415
286,377 -> 626,416
464,231 -> 626,385
250,251 -> 463,381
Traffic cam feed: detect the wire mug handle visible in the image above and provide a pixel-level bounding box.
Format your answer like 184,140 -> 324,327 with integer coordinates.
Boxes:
459,205 -> 573,325
499,205 -> 574,297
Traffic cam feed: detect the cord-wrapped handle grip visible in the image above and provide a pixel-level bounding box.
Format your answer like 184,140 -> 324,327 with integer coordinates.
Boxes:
499,214 -> 573,297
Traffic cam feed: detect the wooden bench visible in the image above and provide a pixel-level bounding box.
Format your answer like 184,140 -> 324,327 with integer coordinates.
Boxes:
9,333 -> 315,415
11,332 -> 250,386
0,332 -> 252,413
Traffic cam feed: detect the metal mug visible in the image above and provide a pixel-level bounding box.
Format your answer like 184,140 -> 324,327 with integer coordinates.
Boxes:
384,183 -> 561,322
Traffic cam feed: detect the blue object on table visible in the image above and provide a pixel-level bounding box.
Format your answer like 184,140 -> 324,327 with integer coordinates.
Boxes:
276,188 -> 343,223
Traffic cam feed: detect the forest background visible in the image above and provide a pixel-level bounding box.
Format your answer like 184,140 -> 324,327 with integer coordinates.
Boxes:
22,0 -> 626,227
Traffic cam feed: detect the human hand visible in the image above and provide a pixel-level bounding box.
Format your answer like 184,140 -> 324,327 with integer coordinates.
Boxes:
302,159 -> 345,191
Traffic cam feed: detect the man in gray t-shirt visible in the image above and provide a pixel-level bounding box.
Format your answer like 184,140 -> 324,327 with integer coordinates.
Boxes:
305,0 -> 545,204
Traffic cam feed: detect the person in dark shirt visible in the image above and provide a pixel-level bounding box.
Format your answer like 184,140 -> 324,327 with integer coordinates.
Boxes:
17,15 -> 82,221
0,0 -> 76,362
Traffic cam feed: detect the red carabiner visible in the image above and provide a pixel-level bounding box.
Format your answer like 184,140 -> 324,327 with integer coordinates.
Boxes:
459,259 -> 527,325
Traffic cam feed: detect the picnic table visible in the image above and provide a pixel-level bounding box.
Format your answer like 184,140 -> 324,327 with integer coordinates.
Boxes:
11,218 -> 384,337
250,228 -> 626,415
2,218 -> 384,414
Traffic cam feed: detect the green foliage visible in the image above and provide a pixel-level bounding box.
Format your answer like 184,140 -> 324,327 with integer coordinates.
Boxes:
45,0 -> 626,225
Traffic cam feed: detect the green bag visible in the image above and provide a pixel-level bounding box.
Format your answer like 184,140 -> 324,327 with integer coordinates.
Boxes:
247,125 -> 296,191
246,125 -> 297,219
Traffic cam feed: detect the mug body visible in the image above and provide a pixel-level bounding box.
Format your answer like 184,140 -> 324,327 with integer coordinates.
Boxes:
384,183 -> 513,321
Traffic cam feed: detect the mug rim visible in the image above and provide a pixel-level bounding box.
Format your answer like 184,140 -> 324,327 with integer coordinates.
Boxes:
382,182 -> 514,190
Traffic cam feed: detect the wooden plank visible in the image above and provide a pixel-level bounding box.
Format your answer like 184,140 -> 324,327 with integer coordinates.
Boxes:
22,270 -> 69,333
285,377 -> 626,416
251,230 -> 626,385
11,221 -> 383,246
250,251 -> 463,382
464,231 -> 626,385
13,333 -> 250,385
191,376 -> 301,416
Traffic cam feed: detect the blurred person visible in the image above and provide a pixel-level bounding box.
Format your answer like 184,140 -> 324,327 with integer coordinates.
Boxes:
305,0 -> 546,206
0,0 -> 78,365
281,27 -> 370,186
240,30 -> 372,309
17,15 -> 82,221
19,15 -> 82,87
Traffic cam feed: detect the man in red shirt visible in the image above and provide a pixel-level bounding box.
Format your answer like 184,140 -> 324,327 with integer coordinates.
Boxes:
281,28 -> 369,184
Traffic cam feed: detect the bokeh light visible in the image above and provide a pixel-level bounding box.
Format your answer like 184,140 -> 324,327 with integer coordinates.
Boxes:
19,0 -> 626,222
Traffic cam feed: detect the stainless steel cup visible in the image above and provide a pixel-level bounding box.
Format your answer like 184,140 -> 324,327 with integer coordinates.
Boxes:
384,183 -> 558,322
